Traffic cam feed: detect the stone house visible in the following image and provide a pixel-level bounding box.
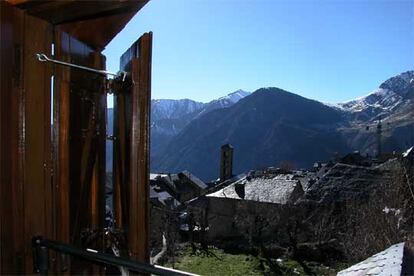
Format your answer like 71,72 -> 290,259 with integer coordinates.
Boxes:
187,174 -> 304,245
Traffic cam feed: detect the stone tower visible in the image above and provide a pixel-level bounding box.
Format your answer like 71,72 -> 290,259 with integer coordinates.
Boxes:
220,144 -> 234,182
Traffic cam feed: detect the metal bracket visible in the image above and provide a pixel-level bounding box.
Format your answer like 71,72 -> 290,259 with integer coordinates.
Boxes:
32,236 -> 49,275
36,53 -> 128,81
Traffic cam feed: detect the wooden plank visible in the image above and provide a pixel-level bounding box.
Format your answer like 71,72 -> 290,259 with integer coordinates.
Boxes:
54,28 -> 107,274
114,91 -> 128,229
131,32 -> 152,262
23,11 -> 53,272
90,52 -> 106,231
59,11 -> 138,51
0,2 -> 25,273
54,30 -> 71,274
11,0 -> 147,25
7,0 -> 149,50
72,97 -> 98,242
65,34 -> 97,248
117,32 -> 152,262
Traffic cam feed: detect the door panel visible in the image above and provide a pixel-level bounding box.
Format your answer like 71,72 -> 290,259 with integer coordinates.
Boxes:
53,28 -> 106,273
0,2 -> 55,273
113,32 -> 152,262
0,3 -> 26,273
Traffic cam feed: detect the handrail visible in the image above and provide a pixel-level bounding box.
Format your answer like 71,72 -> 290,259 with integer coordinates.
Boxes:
32,236 -> 198,276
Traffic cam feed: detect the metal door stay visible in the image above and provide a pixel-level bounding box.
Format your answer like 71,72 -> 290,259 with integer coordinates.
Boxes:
36,53 -> 128,81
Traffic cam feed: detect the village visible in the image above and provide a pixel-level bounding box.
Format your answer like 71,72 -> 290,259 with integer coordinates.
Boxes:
127,144 -> 414,274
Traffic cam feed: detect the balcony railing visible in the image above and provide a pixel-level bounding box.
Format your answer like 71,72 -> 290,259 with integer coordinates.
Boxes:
32,236 -> 197,276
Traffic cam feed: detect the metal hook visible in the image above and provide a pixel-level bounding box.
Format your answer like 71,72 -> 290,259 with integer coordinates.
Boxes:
36,53 -> 48,62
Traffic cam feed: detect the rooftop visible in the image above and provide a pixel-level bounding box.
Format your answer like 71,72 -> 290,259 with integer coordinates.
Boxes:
207,175 -> 303,204
180,170 -> 208,190
337,242 -> 405,276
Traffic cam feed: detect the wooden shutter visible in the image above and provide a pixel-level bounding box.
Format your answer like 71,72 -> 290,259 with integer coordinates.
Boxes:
113,32 -> 152,262
53,28 -> 107,273
0,2 -> 53,273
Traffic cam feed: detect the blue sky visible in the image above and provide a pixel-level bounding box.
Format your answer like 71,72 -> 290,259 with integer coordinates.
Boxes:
103,0 -> 413,105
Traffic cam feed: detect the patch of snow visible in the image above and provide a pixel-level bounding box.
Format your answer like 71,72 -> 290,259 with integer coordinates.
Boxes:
403,146 -> 413,158
382,207 -> 401,216
339,87 -> 406,114
322,102 -> 346,110
195,89 -> 250,118
215,89 -> 250,103
150,173 -> 168,180
151,99 -> 204,120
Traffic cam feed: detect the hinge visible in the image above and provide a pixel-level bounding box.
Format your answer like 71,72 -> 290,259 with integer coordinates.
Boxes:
105,76 -> 131,95
106,135 -> 117,141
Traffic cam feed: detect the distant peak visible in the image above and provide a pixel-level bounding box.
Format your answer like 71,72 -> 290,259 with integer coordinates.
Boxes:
214,89 -> 251,103
229,89 -> 249,95
379,70 -> 414,95
225,89 -> 250,97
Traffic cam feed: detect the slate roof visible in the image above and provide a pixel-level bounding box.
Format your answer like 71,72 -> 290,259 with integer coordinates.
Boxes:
207,175 -> 303,204
150,187 -> 179,207
337,242 -> 405,276
180,170 -> 207,189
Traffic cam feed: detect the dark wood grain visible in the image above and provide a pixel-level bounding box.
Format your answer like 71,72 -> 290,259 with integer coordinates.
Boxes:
54,28 -> 107,274
6,0 -> 149,50
54,30 -> 71,274
91,52 -> 106,232
1,2 -> 55,273
22,12 -> 53,271
115,32 -> 152,262
0,2 -> 25,273
113,91 -> 127,228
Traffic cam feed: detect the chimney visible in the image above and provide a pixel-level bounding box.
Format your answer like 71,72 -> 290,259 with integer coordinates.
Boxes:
220,144 -> 233,182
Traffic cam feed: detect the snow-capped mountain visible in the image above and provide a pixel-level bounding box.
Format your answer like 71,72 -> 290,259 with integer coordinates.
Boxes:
380,70 -> 414,96
152,71 -> 413,180
151,98 -> 204,122
110,90 -> 251,170
151,89 -> 250,122
196,89 -> 251,117
150,89 -> 250,160
152,87 -> 349,181
334,71 -> 414,157
210,89 -> 251,106
339,71 -> 414,122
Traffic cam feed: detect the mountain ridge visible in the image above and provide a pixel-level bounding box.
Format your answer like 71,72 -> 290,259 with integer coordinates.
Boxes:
107,71 -> 413,181
152,87 -> 351,180
151,71 -> 413,181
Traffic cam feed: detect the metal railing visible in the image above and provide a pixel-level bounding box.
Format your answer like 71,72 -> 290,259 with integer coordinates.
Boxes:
32,236 -> 198,276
